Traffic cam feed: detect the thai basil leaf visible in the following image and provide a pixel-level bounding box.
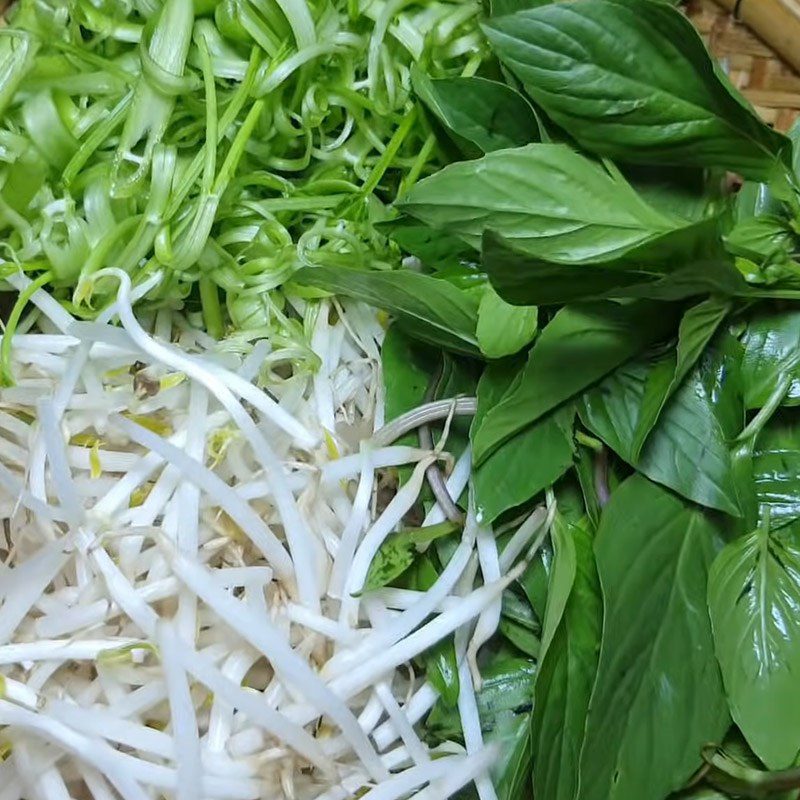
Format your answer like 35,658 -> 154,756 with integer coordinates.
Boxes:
532,518 -> 601,800
476,285 -> 538,359
752,412 -> 800,533
473,359 -> 575,522
580,349 -> 743,515
579,475 -> 729,800
623,164 -> 715,222
412,69 -> 540,153
382,327 -> 438,428
410,555 -> 460,708
489,0 -> 550,15
472,300 -> 678,465
500,590 -> 541,657
708,523 -> 800,769
724,215 -> 794,261
518,542 -> 552,624
360,521 -> 460,593
482,223 -> 748,306
293,265 -> 480,356
483,0 -> 790,179
539,515 -> 578,659
421,635 -> 536,800
398,143 -> 688,261
379,216 -> 476,271
630,296 -> 732,459
740,308 -> 800,409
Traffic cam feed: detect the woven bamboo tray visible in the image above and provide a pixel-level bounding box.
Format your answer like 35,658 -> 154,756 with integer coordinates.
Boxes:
686,0 -> 800,132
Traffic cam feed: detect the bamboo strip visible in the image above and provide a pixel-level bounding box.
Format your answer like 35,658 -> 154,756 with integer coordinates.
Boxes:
712,0 -> 800,75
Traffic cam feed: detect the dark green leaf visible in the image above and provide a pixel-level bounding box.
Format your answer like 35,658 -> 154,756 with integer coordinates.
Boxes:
473,360 -> 575,522
473,300 -> 678,465
361,521 -> 460,593
293,265 -> 480,355
725,216 -> 794,261
482,223 -> 749,307
398,144 -> 692,261
532,518 -> 601,800
518,543 -> 552,624
424,655 -> 536,744
382,327 -> 438,427
476,285 -> 538,359
579,475 -> 730,800
708,523 -> 800,768
500,590 -> 541,657
412,69 -> 540,153
411,555 -> 460,708
483,0 -> 790,179
379,216 -> 476,271
574,445 -> 602,527
630,296 -> 732,459
740,308 -> 800,409
752,412 -> 800,533
489,0 -> 550,15
623,164 -> 716,222
580,348 -> 744,514
539,515 -> 578,658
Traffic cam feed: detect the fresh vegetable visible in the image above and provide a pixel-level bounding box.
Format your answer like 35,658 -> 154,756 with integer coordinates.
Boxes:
6,0 -> 800,798
297,0 -> 800,796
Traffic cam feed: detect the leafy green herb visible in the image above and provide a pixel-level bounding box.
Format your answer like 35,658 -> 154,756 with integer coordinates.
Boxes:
476,285 -> 537,360
473,359 -> 575,522
484,0 -> 790,179
473,300 -> 678,465
399,144 -> 695,260
708,519 -> 800,769
740,308 -> 800,409
580,351 -> 744,514
360,521 -> 460,594
579,475 -> 730,800
531,517 -> 601,800
752,412 -> 800,532
630,296 -> 732,459
294,265 -> 481,356
412,69 -> 541,154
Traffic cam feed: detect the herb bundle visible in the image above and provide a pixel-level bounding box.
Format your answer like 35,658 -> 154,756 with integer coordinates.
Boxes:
298,0 -> 800,797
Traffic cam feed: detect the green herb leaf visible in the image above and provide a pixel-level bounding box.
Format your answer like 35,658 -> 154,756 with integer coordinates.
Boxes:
483,0 -> 790,179
740,307 -> 800,409
379,216 -> 476,271
539,515 -> 578,659
293,266 -> 480,356
412,69 -> 540,153
532,517 -> 601,800
476,285 -> 538,359
360,521 -> 460,594
630,296 -> 732,459
580,346 -> 744,514
482,219 -> 748,306
708,523 -> 800,769
473,360 -> 575,522
410,555 -> 460,708
398,143 -> 687,260
500,590 -> 542,657
579,475 -> 730,800
381,327 -> 439,428
472,300 -> 678,465
752,412 -> 800,533
725,215 -> 794,261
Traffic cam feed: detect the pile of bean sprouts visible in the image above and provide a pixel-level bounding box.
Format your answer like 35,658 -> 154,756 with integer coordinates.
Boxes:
0,269 -> 550,800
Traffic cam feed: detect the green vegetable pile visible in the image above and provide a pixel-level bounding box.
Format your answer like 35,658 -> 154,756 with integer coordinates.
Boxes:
298,0 -> 800,797
0,0 -> 481,370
